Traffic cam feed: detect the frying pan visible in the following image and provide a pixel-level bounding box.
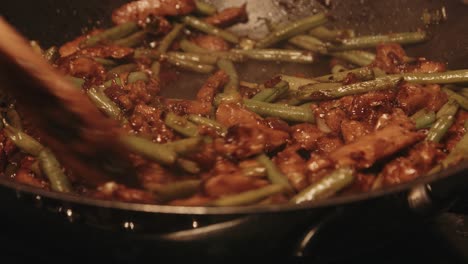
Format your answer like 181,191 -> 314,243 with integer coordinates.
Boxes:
0,0 -> 468,258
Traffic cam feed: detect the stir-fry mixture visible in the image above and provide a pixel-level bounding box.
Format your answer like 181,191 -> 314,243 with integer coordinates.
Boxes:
1,0 -> 467,207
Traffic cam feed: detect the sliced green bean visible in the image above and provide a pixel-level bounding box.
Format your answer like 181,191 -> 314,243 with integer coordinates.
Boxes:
314,67 -> 375,83
331,50 -> 376,66
410,109 -> 436,129
166,52 -> 218,65
187,115 -> 227,136
459,88 -> 468,98
217,59 -> 239,94
309,26 -> 355,42
127,71 -> 149,84
297,76 -> 401,100
6,108 -> 23,130
443,87 -> 468,111
426,102 -> 459,143
4,124 -> 44,156
288,35 -> 328,54
183,16 -> 239,43
113,30 -> 146,47
436,99 -> 459,119
176,158 -> 201,174
329,31 -> 428,51
158,23 -> 185,53
257,154 -> 293,191
108,63 -> 138,77
120,135 -> 177,165
399,69 -> 468,84
251,81 -> 289,103
38,149 -> 72,193
148,179 -> 202,202
179,39 -> 245,61
244,99 -> 315,123
232,49 -> 315,64
81,22 -> 139,48
291,167 -> 355,204
94,58 -> 118,67
211,184 -> 286,206
256,13 -> 328,48
194,0 -> 217,15
331,64 -> 348,74
280,75 -> 319,91
66,76 -> 85,88
166,55 -> 215,74
86,87 -> 124,121
151,62 -> 162,78
165,112 -> 200,137
164,137 -> 204,156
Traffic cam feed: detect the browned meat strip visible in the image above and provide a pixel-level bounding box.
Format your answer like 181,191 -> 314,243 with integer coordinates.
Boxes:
214,125 -> 266,159
341,120 -> 371,144
382,141 -> 445,186
291,124 -> 325,150
204,173 -> 269,198
75,45 -> 134,59
396,83 -> 447,115
372,43 -> 407,74
316,134 -> 344,154
129,104 -> 175,142
196,70 -> 229,104
112,0 -> 195,25
56,56 -> 106,86
204,4 -> 248,28
403,59 -> 446,73
191,35 -> 230,51
348,90 -> 396,124
92,182 -> 155,203
323,107 -> 347,133
169,194 -> 212,206
105,79 -> 160,112
275,145 -> 308,191
58,29 -> 103,57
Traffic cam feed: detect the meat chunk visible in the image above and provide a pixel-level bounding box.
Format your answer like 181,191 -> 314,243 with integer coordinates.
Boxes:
129,104 -> 175,143
204,4 -> 248,28
56,56 -> 106,85
75,44 -> 134,59
92,181 -> 155,203
112,0 -> 195,25
191,35 -> 230,51
214,125 -> 266,159
204,173 -> 269,198
291,124 -> 325,150
196,70 -> 229,104
105,79 -> 160,112
372,43 -> 407,74
316,134 -> 344,154
341,120 -> 371,144
275,146 -> 308,191
348,90 -> 396,124
382,141 -> 445,186
59,29 -> 103,57
169,194 -> 212,206
396,83 -> 447,115
330,120 -> 424,169
403,59 -> 446,74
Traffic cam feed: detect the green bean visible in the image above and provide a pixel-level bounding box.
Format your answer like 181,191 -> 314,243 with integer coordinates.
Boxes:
330,50 -> 376,66
164,137 -> 204,156
217,59 -> 239,94
443,87 -> 468,111
149,179 -> 201,202
81,22 -> 139,48
329,31 -> 428,51
426,102 -> 459,143
257,154 -> 293,191
309,26 -> 355,42
243,99 -> 315,123
166,52 -> 218,65
6,108 -> 23,130
66,76 -> 85,88
291,167 -> 354,204
113,30 -> 147,47
240,81 -> 263,90
371,174 -> 384,191
437,125 -> 468,170
194,0 -> 217,15
166,55 -> 215,74
102,78 -> 122,89
94,58 -> 118,67
179,39 -> 245,61
410,109 -> 436,129
183,16 -> 239,43
314,67 -> 375,83
165,112 -> 200,137
232,49 -> 315,64
239,38 -> 256,50
399,69 -> 468,84
43,46 -> 59,63
331,64 -> 348,74
213,92 -> 242,106
30,40 -> 43,55
30,160 -> 41,176
256,13 -> 328,48
127,71 -> 149,84
108,63 -> 138,77
151,62 -> 162,78
4,124 -> 44,156
251,81 -> 289,103
38,149 -> 72,193
211,184 -> 286,206
120,135 -> 177,165
297,76 -> 401,100
436,100 -> 459,119
187,115 -> 227,136
176,158 -> 201,174
280,75 -> 319,91
288,35 -> 328,54
459,88 -> 468,98
158,23 -> 185,53
86,87 -> 124,121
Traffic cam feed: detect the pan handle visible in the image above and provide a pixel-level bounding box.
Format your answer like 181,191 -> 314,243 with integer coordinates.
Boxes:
408,163 -> 468,215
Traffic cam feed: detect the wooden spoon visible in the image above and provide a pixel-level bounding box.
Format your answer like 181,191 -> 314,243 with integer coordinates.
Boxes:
0,17 -> 138,188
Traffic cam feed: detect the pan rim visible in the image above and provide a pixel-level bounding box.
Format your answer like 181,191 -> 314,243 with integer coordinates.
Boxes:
1,162 -> 466,215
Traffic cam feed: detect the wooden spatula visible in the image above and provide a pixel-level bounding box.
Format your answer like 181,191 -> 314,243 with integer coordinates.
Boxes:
0,17 -> 138,188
